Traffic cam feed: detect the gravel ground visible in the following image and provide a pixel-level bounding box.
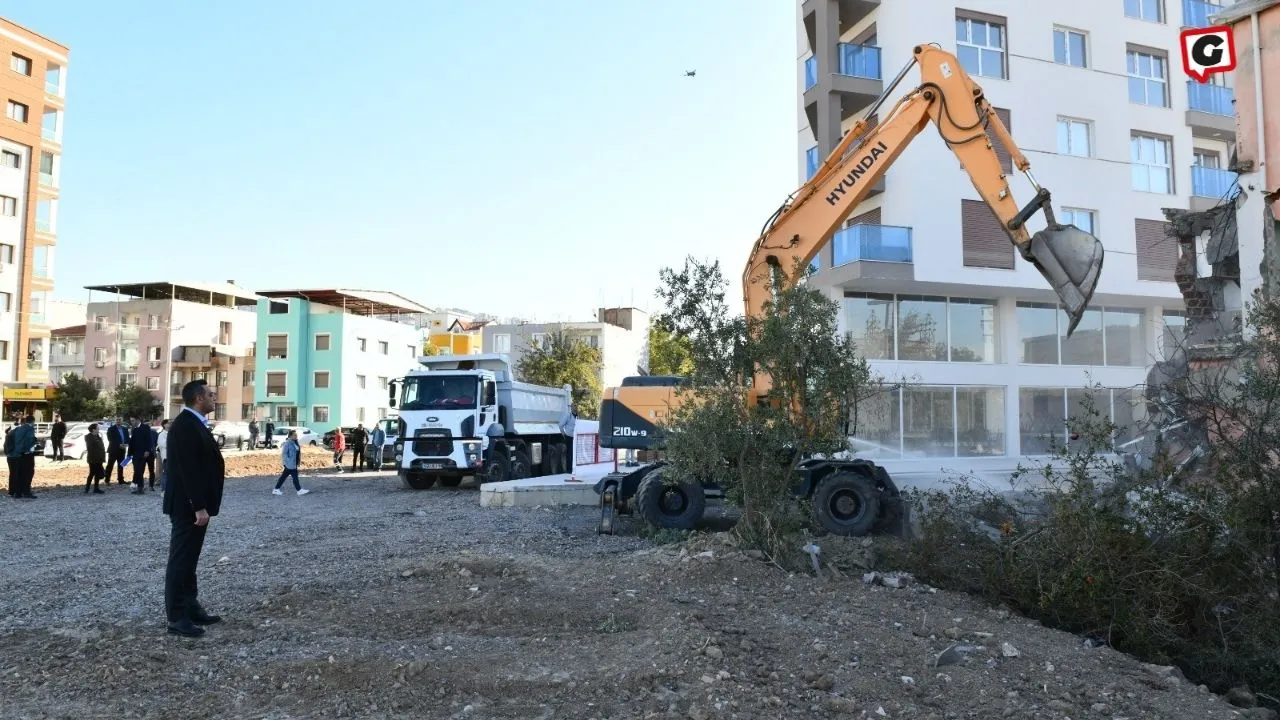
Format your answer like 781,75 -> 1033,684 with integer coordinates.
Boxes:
0,469 -> 1265,719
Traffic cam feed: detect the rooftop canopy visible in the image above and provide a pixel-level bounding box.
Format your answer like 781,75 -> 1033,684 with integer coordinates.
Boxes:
83,281 -> 261,308
255,288 -> 430,316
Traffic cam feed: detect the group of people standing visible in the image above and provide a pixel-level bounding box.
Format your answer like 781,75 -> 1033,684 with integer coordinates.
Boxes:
81,416 -> 165,495
328,422 -> 385,474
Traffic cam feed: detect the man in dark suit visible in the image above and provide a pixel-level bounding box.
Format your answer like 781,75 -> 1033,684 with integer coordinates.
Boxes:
105,418 -> 129,485
127,415 -> 154,494
163,379 -> 226,638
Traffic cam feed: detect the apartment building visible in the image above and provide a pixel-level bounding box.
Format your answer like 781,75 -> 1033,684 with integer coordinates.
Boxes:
797,0 -> 1236,476
253,289 -> 427,433
82,282 -> 260,416
48,322 -> 82,384
0,17 -> 67,386
481,307 -> 650,389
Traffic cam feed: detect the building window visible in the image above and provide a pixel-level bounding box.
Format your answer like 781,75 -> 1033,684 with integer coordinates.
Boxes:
313,405 -> 330,423
119,373 -> 137,387
46,63 -> 61,95
1131,133 -> 1173,194
0,195 -> 15,216
213,403 -> 226,420
314,333 -> 331,351
1193,150 -> 1220,168
530,333 -> 550,349
409,345 -> 417,359
0,340 -> 8,360
1017,303 -> 1145,366
956,14 -> 1007,79
314,371 -> 330,389
216,370 -> 229,387
148,346 -> 161,362
1,150 -> 18,168
242,404 -> 254,419
94,347 -> 107,363
378,376 -> 389,389
356,374 -> 367,389
94,315 -> 107,331
1127,49 -> 1168,107
0,292 -> 10,312
357,337 -> 367,352
6,101 -> 28,123
1059,207 -> 1096,235
1055,117 -> 1092,157
269,300 -> 289,314
265,372 -> 286,397
961,199 -> 1015,269
378,407 -> 388,420
243,370 -> 254,386
896,296 -> 948,361
1124,0 -> 1164,22
1136,218 -> 1178,281
266,334 -> 288,359
148,314 -> 159,330
854,385 -> 1006,458
1052,27 -> 1087,67
146,376 -> 160,391
378,340 -> 389,355
1162,309 -> 1187,358
10,54 -> 31,76
494,334 -> 511,353
844,294 -> 998,362
1020,387 -> 1146,454
356,407 -> 366,422
218,321 -> 232,345
91,376 -> 103,390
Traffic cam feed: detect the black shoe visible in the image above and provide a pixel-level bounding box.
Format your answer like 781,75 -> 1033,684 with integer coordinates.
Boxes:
20,492 -> 35,499
167,618 -> 206,637
92,488 -> 105,494
84,487 -> 90,494
190,607 -> 222,625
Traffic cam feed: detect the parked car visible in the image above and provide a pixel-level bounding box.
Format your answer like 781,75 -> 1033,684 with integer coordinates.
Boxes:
42,428 -> 92,460
274,425 -> 320,446
322,427 -> 357,450
209,421 -> 254,450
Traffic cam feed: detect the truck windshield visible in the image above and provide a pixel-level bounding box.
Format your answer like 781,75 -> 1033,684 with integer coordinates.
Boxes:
399,376 -> 477,410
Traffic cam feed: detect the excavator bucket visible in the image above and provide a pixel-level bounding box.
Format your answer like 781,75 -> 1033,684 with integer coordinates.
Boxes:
1024,223 -> 1105,336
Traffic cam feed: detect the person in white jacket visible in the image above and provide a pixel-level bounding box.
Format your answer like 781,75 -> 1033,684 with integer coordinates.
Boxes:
156,419 -> 169,495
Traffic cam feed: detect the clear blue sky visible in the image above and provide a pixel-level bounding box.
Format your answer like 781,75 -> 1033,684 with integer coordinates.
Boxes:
13,1 -> 798,321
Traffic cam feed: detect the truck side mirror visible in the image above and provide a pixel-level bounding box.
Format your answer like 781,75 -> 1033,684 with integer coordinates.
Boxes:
388,379 -> 398,408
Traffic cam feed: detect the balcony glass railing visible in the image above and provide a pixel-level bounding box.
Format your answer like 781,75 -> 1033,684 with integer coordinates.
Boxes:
1182,0 -> 1222,27
806,146 -> 820,180
833,224 -> 913,265
1191,165 -> 1238,198
1186,81 -> 1234,116
45,81 -> 60,96
33,263 -> 49,278
838,43 -> 882,80
804,56 -> 817,90
41,127 -> 58,142
35,220 -> 51,233
38,173 -> 55,187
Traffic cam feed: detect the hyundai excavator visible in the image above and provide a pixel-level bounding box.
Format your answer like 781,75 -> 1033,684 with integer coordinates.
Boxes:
594,44 -> 1106,536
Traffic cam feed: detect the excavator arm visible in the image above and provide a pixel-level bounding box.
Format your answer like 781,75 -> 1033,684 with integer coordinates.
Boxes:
743,44 -> 1104,401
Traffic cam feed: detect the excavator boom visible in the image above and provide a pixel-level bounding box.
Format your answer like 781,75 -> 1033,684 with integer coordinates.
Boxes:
743,43 -> 1104,400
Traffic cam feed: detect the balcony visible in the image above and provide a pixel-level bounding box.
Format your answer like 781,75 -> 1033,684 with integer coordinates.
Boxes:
174,345 -> 214,365
803,43 -> 884,124
834,224 -> 912,265
1190,165 -> 1239,211
38,173 -> 55,188
801,0 -> 880,37
1185,81 -> 1236,140
804,56 -> 817,91
806,145 -> 820,180
41,126 -> 58,143
1182,0 -> 1222,27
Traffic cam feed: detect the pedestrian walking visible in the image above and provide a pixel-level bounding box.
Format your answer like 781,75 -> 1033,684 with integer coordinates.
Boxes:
146,422 -> 159,488
5,415 -> 38,498
247,418 -> 259,450
105,418 -> 129,485
162,379 -> 225,638
50,414 -> 67,461
157,419 -> 170,494
369,422 -> 386,468
331,427 -> 346,474
127,416 -> 154,494
264,419 -> 276,449
83,423 -> 106,494
350,423 -> 368,472
273,430 -> 310,496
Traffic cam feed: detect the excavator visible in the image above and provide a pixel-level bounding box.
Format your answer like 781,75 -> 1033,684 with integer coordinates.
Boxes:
594,43 -> 1106,536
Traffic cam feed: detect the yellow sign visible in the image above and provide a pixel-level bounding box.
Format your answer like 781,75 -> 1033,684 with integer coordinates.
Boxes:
3,388 -> 47,400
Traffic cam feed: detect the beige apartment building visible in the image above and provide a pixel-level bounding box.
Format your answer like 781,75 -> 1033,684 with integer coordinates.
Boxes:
0,17 -> 67,392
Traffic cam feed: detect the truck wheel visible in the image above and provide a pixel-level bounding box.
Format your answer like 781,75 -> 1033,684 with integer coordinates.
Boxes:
401,472 -> 437,490
812,471 -> 881,536
635,470 -> 705,531
482,455 -> 511,485
511,450 -> 532,480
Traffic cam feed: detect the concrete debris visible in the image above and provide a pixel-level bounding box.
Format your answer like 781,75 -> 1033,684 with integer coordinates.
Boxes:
861,571 -> 912,588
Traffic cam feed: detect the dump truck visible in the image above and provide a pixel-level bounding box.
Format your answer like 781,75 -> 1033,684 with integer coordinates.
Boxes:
388,354 -> 575,489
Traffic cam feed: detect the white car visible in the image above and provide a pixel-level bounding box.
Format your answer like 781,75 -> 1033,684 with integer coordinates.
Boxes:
273,426 -> 320,446
44,428 -> 93,460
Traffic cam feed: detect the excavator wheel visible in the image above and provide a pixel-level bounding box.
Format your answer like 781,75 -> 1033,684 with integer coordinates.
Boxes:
598,480 -> 619,535
812,471 -> 881,536
635,469 -> 706,531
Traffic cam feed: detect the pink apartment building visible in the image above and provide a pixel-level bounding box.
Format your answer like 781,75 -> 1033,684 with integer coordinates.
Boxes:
82,281 -> 259,419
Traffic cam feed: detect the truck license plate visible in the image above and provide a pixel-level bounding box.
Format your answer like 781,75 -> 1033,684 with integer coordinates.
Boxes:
424,463 -> 443,470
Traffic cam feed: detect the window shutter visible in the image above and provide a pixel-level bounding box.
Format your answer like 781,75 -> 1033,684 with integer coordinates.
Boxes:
847,207 -> 881,227
991,107 -> 1012,174
961,199 -> 1014,269
1135,219 -> 1177,281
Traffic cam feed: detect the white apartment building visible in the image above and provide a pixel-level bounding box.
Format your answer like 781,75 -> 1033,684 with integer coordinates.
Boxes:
482,307 -> 650,390
798,0 -> 1237,481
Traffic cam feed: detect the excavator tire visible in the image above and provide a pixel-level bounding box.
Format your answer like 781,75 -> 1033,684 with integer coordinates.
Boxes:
635,469 -> 705,531
812,471 -> 881,537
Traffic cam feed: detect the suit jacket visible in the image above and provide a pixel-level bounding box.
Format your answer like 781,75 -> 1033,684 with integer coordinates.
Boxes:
163,409 -> 225,517
127,424 -> 153,456
5,423 -> 35,458
106,424 -> 129,451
